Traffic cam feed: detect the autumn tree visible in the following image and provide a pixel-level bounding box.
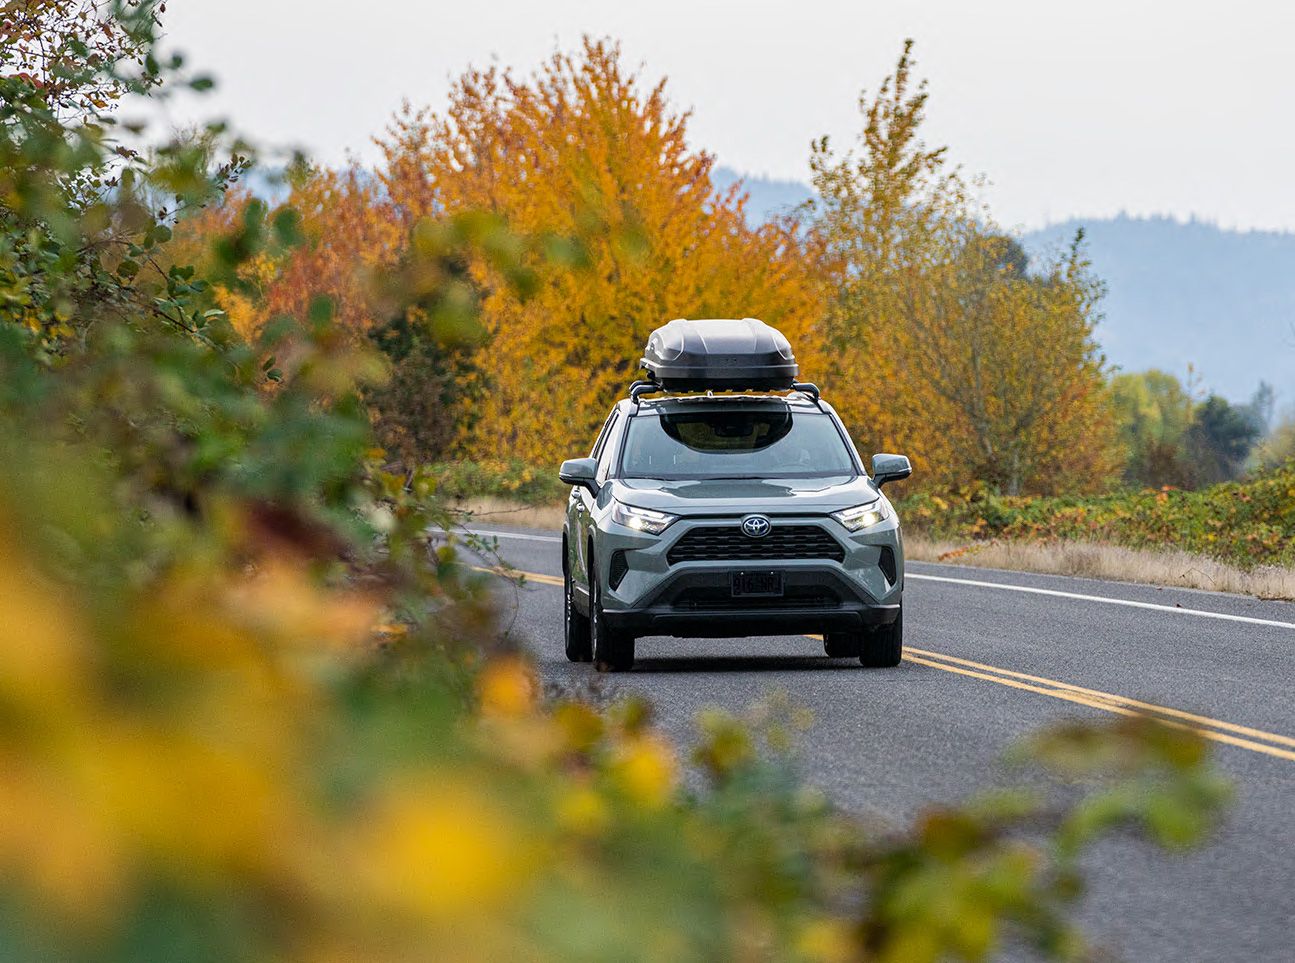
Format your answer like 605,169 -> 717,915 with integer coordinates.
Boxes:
174,39 -> 817,467
375,37 -> 821,464
1254,413 -> 1295,471
807,42 -> 1118,494
801,39 -> 956,451
171,164 -> 492,463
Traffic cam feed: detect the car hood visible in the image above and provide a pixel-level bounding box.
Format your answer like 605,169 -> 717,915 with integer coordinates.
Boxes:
610,475 -> 879,516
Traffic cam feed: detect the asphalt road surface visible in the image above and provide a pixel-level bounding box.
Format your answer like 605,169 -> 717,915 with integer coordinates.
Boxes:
461,524 -> 1295,962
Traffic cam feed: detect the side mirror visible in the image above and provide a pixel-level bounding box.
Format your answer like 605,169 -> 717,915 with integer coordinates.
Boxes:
871,453 -> 912,488
559,457 -> 600,494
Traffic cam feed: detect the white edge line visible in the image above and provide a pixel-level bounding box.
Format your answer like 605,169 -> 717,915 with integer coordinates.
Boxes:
467,529 -> 1295,631
907,573 -> 1295,630
460,529 -> 561,544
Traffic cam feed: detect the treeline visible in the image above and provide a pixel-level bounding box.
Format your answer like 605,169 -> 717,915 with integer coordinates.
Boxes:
175,38 -> 1117,496
1113,371 -> 1290,488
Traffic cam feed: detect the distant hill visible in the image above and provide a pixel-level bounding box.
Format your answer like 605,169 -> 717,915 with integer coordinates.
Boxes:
712,167 -> 813,223
1021,216 -> 1295,404
717,169 -> 1295,404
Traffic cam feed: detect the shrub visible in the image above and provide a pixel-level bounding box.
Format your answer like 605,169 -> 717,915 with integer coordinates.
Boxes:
900,462 -> 1295,568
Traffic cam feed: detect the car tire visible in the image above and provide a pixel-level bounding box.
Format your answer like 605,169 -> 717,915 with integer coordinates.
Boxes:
563,557 -> 592,663
859,607 -> 903,668
823,632 -> 863,658
589,553 -> 635,672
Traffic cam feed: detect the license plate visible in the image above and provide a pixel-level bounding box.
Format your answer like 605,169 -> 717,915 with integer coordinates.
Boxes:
731,571 -> 784,597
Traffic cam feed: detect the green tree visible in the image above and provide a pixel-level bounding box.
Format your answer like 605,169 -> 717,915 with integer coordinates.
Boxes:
1110,369 -> 1195,487
1189,394 -> 1262,485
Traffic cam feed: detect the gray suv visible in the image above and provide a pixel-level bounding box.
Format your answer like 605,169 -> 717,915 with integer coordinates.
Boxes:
559,318 -> 911,672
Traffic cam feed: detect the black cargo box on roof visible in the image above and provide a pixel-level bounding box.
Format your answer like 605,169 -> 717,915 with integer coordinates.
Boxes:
641,317 -> 798,391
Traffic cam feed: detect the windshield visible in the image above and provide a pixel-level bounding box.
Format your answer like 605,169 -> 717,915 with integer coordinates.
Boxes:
619,406 -> 857,480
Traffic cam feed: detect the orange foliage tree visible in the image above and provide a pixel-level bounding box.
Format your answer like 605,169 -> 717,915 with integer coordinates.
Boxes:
173,168 -> 398,342
374,38 -> 822,464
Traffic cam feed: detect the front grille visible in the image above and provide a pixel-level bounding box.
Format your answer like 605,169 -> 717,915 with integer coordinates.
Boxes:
667,524 -> 845,565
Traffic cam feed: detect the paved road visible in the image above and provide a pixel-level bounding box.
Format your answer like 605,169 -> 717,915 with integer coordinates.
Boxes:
462,524 -> 1295,962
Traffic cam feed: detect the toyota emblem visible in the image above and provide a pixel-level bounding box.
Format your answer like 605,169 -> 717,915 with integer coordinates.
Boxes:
741,515 -> 772,538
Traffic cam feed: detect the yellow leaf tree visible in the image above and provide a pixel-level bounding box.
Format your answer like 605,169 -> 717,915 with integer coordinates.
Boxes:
806,41 -> 1118,494
375,38 -> 822,464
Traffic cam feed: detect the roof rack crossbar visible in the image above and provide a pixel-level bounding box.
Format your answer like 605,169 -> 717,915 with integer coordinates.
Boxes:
628,379 -> 822,407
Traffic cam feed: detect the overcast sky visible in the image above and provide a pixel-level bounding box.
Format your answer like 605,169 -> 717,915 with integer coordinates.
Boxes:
157,0 -> 1295,232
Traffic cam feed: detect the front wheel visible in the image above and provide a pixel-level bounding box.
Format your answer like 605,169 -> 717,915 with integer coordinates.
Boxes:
563,562 -> 592,663
590,554 -> 635,672
823,632 -> 862,658
859,607 -> 903,668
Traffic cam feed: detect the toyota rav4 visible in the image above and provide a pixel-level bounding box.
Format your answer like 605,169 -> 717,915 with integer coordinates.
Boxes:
560,317 -> 911,672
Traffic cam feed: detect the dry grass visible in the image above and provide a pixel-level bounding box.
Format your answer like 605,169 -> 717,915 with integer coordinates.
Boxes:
906,536 -> 1295,601
449,497 -> 567,532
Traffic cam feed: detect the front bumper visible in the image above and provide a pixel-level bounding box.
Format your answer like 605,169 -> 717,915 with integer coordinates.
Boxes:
603,571 -> 899,636
593,512 -> 903,639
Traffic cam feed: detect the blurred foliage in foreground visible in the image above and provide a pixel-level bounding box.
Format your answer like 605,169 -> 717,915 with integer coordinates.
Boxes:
0,3 -> 1230,960
901,461 -> 1295,569
0,456 -> 1235,962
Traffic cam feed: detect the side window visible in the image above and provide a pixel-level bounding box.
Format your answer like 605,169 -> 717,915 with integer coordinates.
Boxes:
589,409 -> 618,459
596,412 -> 627,483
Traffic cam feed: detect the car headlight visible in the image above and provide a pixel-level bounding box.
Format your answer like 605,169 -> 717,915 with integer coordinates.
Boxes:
611,500 -> 677,535
831,499 -> 891,532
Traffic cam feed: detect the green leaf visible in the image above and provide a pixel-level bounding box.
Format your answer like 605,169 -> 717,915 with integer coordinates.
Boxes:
308,295 -> 335,328
272,208 -> 305,248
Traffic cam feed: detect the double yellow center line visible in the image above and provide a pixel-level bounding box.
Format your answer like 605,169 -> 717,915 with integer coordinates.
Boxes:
904,647 -> 1295,761
475,564 -> 1295,763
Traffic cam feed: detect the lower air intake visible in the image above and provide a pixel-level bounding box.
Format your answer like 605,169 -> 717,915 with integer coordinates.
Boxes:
878,546 -> 897,584
608,550 -> 629,590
